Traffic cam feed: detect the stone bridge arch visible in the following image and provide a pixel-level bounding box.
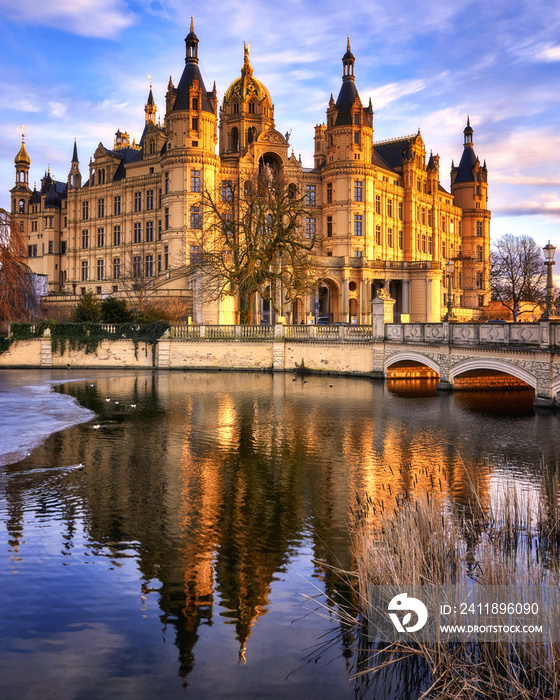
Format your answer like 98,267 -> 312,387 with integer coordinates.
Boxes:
385,351 -> 442,377
449,358 -> 537,389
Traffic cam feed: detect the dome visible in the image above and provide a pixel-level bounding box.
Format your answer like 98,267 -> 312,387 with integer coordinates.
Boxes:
14,136 -> 30,166
223,43 -> 272,107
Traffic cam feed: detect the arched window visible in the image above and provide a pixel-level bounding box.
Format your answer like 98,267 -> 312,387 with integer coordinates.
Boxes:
230,127 -> 239,151
149,140 -> 155,155
19,199 -> 25,214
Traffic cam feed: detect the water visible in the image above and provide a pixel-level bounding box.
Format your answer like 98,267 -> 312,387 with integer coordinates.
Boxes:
0,369 -> 558,699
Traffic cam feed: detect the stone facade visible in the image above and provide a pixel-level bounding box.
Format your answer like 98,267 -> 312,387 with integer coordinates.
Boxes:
11,23 -> 490,324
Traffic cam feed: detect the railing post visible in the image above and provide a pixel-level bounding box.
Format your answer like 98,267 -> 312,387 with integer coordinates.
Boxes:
199,325 -> 206,339
274,323 -> 285,340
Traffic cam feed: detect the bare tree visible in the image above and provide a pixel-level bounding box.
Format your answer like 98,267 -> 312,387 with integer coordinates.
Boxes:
189,170 -> 319,324
490,234 -> 545,321
0,209 -> 34,327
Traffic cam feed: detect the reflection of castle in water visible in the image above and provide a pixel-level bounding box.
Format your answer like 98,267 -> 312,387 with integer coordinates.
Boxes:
3,371 -> 495,682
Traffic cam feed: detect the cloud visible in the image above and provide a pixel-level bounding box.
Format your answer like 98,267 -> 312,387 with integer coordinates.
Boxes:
363,79 -> 426,111
533,44 -> 560,62
0,0 -> 136,39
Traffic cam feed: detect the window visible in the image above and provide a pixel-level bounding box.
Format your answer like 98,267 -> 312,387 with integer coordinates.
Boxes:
134,192 -> 142,212
146,221 -> 154,242
327,183 -> 332,204
192,97 -> 198,110
354,250 -> 362,257
428,208 -> 433,227
191,170 -> 201,193
113,258 -> 121,279
191,117 -> 198,131
305,185 -> 316,206
31,220 -> 38,232
46,216 -> 54,228
96,286 -> 102,295
354,181 -> 363,202
428,236 -> 432,254
27,244 -> 37,257
476,245 -> 483,262
82,230 -> 89,249
60,241 -> 67,254
387,228 -> 393,247
165,172 -> 170,194
134,223 -> 142,243
354,113 -> 360,126
421,208 -> 426,225
387,199 -> 393,217
158,189 -> 162,208
97,199 -> 104,217
376,225 -> 381,245
375,195 -> 381,214
326,216 -> 333,237
97,228 -> 105,247
190,245 -> 201,264
190,205 -> 201,229
164,208 -> 169,229
146,190 -> 154,210
442,215 -> 446,233
221,180 -> 232,201
398,202 -> 403,220
113,226 -> 121,246
132,255 -> 142,277
354,214 -> 363,236
422,233 -> 426,253
97,259 -> 104,280
476,221 -> 483,237
158,254 -> 162,273
399,230 -> 403,250
353,132 -> 360,145
82,201 -> 89,220
305,217 -> 316,239
476,271 -> 483,289
158,220 -> 162,240
478,295 -> 484,307
81,260 -> 89,281
145,255 -> 154,277
442,242 -> 446,258
248,102 -> 255,114
164,246 -> 169,270
114,196 -> 121,215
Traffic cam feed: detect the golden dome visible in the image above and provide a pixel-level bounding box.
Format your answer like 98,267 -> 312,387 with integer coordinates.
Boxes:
223,43 -> 272,106
15,132 -> 31,166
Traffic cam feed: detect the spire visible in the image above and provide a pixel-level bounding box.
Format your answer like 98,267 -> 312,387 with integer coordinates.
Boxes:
72,138 -> 79,163
145,77 -> 157,124
342,36 -> 355,80
463,114 -> 474,147
185,17 -> 199,64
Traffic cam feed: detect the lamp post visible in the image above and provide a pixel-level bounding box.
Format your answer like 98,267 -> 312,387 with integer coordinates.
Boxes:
541,241 -> 558,321
443,259 -> 457,322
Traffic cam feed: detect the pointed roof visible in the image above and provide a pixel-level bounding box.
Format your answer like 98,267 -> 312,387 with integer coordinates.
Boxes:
454,117 -> 479,183
72,139 -> 79,163
172,19 -> 214,113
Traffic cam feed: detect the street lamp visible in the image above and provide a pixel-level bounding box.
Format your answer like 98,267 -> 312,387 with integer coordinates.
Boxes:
443,259 -> 457,322
541,241 -> 559,321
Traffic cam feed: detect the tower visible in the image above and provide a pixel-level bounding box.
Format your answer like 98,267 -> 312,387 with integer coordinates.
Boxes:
451,117 -> 491,308
11,129 -> 31,216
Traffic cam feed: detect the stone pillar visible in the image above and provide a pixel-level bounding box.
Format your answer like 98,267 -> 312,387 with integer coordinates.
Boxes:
402,280 -> 409,315
371,294 -> 396,339
157,340 -> 170,367
342,277 -> 349,323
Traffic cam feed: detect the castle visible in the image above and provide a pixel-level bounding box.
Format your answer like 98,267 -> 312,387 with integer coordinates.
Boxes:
10,21 -> 490,324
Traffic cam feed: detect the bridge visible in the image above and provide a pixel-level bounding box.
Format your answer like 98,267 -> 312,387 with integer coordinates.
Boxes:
4,309 -> 560,407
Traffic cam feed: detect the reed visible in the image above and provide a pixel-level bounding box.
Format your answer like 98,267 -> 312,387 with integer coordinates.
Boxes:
350,464 -> 560,699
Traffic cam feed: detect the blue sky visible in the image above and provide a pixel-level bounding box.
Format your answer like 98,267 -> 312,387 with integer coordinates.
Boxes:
1,0 -> 560,251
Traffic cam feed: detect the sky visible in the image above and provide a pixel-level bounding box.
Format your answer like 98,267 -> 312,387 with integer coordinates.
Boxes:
1,0 -> 560,252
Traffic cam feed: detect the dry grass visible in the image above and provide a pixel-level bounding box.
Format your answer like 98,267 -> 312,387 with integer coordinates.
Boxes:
349,463 -> 560,699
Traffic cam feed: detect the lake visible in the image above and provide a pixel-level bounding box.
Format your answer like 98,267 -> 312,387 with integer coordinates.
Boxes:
0,368 -> 557,699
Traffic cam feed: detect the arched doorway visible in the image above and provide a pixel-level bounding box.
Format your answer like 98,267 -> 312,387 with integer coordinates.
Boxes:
318,280 -> 339,323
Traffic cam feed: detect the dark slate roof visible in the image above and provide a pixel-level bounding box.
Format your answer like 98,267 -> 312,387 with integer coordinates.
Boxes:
454,146 -> 477,183
371,149 -> 397,173
373,136 -> 417,170
334,79 -> 359,125
173,63 -> 213,112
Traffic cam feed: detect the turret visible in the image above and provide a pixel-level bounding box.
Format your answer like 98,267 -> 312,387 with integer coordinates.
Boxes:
145,79 -> 157,125
68,139 -> 81,188
11,129 -> 32,215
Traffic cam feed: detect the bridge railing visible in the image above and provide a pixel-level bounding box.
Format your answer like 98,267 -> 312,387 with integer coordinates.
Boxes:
385,322 -> 556,347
